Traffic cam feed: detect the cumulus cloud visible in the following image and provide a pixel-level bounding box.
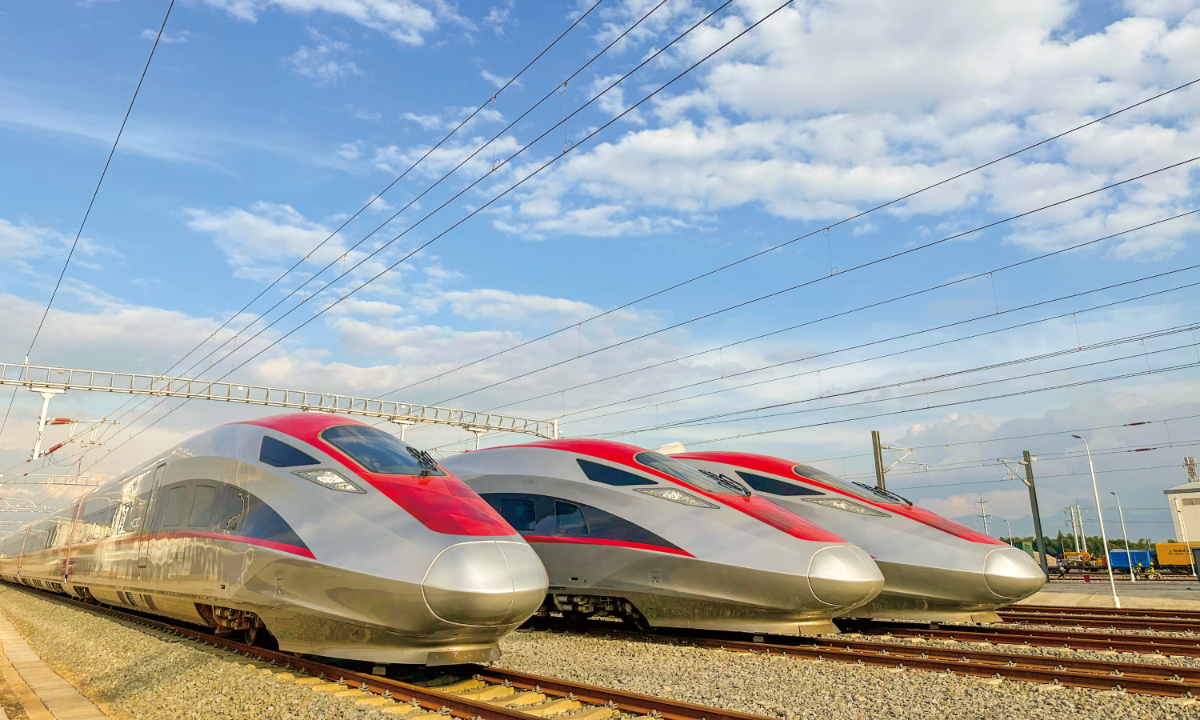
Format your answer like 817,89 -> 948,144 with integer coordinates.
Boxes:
285,29 -> 363,85
198,0 -> 463,46
183,201 -> 345,280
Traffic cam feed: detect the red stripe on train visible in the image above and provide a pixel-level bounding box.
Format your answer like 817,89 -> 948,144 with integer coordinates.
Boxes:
522,535 -> 694,557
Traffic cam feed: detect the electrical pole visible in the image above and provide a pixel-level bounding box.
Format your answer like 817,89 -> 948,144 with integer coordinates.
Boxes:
976,496 -> 990,535
1076,503 -> 1086,553
1021,451 -> 1048,577
871,430 -> 887,491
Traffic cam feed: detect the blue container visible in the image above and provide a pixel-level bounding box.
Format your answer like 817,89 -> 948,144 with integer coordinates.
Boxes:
1110,550 -> 1152,570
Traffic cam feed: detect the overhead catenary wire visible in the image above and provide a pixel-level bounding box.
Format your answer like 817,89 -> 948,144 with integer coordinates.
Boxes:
479,207 -> 1200,417
433,159 -> 1200,411
0,0 -> 176,440
376,75 -> 1200,403
82,0 -> 619,439
590,326 -> 1200,438
79,0 -> 804,472
425,271 -> 1200,454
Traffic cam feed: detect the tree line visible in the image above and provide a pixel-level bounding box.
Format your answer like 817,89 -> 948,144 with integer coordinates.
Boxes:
998,530 -> 1159,557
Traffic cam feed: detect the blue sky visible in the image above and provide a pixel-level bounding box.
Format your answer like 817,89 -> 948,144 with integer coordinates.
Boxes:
1,0 -> 1199,541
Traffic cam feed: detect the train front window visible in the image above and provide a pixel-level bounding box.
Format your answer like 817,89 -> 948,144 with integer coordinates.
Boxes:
260,436 -> 319,468
736,471 -> 823,496
321,425 -> 445,476
792,464 -> 911,505
635,451 -> 747,495
577,458 -> 656,486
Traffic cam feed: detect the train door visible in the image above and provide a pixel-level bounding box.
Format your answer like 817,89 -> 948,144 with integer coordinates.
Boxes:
136,463 -> 167,571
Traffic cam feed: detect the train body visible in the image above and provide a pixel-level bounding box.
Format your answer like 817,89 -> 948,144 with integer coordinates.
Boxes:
1152,542 -> 1200,574
670,451 -> 1046,623
0,413 -> 547,665
441,439 -> 884,636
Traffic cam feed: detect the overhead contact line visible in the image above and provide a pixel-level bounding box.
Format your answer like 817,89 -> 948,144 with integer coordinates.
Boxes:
81,0 -> 804,468
377,76 -> 1200,404
434,157 -> 1200,409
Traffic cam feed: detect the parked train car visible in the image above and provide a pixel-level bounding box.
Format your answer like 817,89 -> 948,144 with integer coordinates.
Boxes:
671,451 -> 1045,623
442,439 -> 884,636
1153,542 -> 1200,574
0,413 -> 547,665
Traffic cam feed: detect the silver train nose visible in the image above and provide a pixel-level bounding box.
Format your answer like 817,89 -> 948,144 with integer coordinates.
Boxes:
807,546 -> 886,610
422,541 -> 549,626
983,547 -> 1047,600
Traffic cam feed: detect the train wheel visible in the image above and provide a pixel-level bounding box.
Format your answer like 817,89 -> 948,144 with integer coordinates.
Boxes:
564,611 -> 586,627
245,619 -> 278,650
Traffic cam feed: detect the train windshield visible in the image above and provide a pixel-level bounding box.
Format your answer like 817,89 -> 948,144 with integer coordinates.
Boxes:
321,425 -> 445,476
792,463 -> 911,505
636,452 -> 751,495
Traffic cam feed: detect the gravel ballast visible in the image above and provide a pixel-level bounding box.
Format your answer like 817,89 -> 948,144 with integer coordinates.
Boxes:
495,629 -> 1200,720
0,585 -> 1198,720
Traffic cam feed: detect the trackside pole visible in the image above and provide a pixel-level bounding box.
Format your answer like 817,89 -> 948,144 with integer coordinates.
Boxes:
1022,451 -> 1049,579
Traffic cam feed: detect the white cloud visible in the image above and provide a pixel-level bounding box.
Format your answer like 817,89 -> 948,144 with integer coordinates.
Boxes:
198,0 -> 463,46
488,0 -> 1200,252
401,111 -> 444,130
480,69 -> 519,89
183,201 -> 345,280
336,140 -> 364,160
285,29 -> 363,86
483,1 -> 515,36
141,29 -> 190,43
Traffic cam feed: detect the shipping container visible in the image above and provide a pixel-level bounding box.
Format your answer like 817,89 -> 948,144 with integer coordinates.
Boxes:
1109,550 -> 1152,570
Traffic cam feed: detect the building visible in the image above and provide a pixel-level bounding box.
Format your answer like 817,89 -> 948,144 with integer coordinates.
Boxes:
1164,457 -> 1200,542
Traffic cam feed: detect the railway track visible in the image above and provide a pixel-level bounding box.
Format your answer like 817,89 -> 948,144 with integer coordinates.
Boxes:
840,620 -> 1200,656
997,610 -> 1200,633
6,584 -> 771,720
523,617 -> 1200,697
1009,604 -> 1200,620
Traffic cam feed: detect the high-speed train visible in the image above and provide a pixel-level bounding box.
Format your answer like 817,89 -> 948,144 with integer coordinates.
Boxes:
671,451 -> 1045,623
442,439 -> 884,636
0,413 -> 547,665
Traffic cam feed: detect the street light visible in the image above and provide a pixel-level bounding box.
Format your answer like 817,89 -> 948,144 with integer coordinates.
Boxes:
1001,518 -> 1013,545
1073,434 -> 1120,608
1111,491 -> 1135,584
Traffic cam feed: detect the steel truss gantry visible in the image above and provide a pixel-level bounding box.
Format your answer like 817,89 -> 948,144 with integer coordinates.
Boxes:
0,474 -> 104,487
0,361 -> 558,440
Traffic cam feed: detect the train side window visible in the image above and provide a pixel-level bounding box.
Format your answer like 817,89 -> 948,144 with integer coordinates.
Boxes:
555,501 -> 589,537
162,486 -> 188,528
189,485 -> 217,527
500,498 -> 536,532
217,487 -> 247,532
736,471 -> 823,496
576,458 -> 657,486
260,436 -> 320,468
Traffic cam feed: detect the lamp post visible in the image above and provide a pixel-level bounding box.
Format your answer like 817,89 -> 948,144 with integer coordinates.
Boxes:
1073,434 -> 1119,608
1002,518 -> 1013,546
1111,491 -> 1135,584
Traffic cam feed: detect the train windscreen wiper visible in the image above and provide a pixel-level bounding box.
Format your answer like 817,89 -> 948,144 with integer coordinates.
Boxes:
702,469 -> 752,497
853,481 -> 912,506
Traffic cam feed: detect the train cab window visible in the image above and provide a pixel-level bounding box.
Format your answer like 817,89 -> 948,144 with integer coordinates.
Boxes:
260,436 -> 320,468
736,471 -> 823,496
555,501 -> 589,536
635,452 -> 750,495
321,425 -> 445,476
500,498 -> 537,532
217,487 -> 247,532
577,458 -> 656,486
162,486 -> 188,528
189,485 -> 217,527
792,464 -> 911,505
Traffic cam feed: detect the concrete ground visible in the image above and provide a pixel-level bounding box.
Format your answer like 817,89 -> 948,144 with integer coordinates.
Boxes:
1023,581 -> 1200,609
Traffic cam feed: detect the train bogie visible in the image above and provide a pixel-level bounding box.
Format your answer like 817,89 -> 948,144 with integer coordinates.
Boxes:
443,439 -> 884,636
673,452 -> 1045,623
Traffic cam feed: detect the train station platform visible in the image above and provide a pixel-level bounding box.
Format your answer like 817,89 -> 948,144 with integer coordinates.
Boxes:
1021,580 -> 1200,610
0,612 -> 107,719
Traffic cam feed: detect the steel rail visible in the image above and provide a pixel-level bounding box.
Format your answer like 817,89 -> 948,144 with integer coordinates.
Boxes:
1009,604 -> 1200,620
3,583 -> 771,720
841,620 -> 1200,656
522,618 -> 1200,697
998,612 -> 1200,633
0,361 -> 557,439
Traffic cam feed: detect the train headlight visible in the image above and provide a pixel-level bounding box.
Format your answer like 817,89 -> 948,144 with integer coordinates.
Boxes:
635,487 -> 718,508
293,469 -> 365,493
803,497 -> 889,517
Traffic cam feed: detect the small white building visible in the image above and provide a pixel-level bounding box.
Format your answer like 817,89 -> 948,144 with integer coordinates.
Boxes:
1164,457 -> 1200,541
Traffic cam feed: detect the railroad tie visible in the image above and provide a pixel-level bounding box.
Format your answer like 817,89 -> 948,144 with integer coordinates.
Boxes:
522,697 -> 584,716
488,691 -> 547,707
